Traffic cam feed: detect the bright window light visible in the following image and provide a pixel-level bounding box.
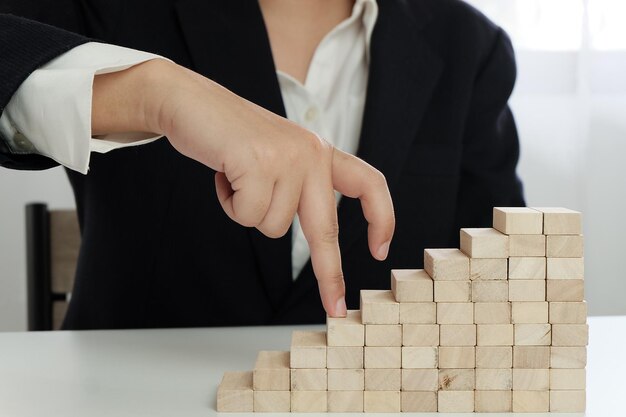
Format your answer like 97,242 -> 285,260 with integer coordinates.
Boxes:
464,0 -> 584,50
588,0 -> 626,50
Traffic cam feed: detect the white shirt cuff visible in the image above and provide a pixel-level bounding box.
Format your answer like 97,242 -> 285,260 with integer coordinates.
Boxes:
0,42 -> 168,174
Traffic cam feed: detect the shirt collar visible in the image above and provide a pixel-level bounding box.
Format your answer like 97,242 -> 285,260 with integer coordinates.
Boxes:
355,0 -> 379,59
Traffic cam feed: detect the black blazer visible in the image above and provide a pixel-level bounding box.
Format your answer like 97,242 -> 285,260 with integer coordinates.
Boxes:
0,0 -> 524,329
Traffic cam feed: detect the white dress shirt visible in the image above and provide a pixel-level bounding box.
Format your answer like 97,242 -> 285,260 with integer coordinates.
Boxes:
0,0 -> 378,280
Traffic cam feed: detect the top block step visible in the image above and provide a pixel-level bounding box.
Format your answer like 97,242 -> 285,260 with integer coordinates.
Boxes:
493,207 -> 543,235
533,207 -> 583,235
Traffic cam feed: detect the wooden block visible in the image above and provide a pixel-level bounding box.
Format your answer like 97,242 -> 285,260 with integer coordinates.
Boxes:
551,346 -> 587,368
470,258 -> 508,280
438,346 -> 475,369
438,369 -> 475,390
424,248 -> 469,280
547,235 -> 584,257
512,390 -> 549,412
290,331 -> 326,368
440,324 -> 476,346
216,371 -> 253,412
533,207 -> 582,235
327,391 -> 363,412
290,391 -> 327,413
437,391 -> 474,413
360,290 -> 399,324
327,346 -> 363,369
514,324 -> 551,345
327,368 -> 364,391
509,234 -> 546,257
364,368 -> 401,391
513,346 -> 550,369
550,389 -> 586,412
365,324 -> 402,346
550,368 -> 586,390
474,302 -> 510,324
549,301 -> 587,324
460,227 -> 509,258
253,351 -> 290,390
511,301 -> 549,323
546,279 -> 584,301
551,324 -> 589,346
437,302 -> 474,324
253,390 -> 290,412
508,257 -> 546,279
401,369 -> 439,391
472,280 -> 508,302
402,324 -> 439,346
326,310 -> 364,347
475,390 -> 512,412
401,391 -> 438,412
364,391 -> 401,413
400,302 -> 436,324
475,368 -> 512,390
508,280 -> 546,302
476,346 -> 512,368
476,324 -> 514,346
364,346 -> 401,368
513,369 -> 550,390
401,347 -> 438,368
434,280 -> 471,302
493,206 -> 543,234
290,369 -> 327,391
390,269 -> 433,302
547,257 -> 584,279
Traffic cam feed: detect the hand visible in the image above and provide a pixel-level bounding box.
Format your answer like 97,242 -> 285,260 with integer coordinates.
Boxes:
92,59 -> 395,317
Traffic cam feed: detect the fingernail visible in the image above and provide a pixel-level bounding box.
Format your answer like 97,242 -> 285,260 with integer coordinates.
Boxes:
377,241 -> 390,260
334,297 -> 347,317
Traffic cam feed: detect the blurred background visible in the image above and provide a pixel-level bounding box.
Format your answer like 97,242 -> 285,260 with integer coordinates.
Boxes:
1,0 -> 625,331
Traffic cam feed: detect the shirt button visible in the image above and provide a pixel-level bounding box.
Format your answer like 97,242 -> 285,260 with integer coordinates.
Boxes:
14,131 -> 33,151
304,107 -> 318,122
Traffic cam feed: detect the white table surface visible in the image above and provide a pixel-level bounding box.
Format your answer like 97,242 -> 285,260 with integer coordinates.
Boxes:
0,316 -> 623,416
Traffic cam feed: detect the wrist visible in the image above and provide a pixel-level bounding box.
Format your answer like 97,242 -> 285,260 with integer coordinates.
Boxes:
91,58 -> 175,136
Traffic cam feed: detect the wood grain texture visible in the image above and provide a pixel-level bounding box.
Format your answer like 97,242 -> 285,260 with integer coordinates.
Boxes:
533,207 -> 582,235
217,371 -> 253,412
290,331 -> 326,368
460,228 -> 509,258
423,248 -> 469,281
360,290 -> 399,324
253,351 -> 290,391
493,207 -> 543,235
326,310 -> 364,347
390,269 -> 433,302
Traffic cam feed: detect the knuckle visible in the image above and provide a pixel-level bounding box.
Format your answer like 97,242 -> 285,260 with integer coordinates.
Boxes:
303,132 -> 332,156
368,169 -> 388,190
317,222 -> 340,245
322,272 -> 346,289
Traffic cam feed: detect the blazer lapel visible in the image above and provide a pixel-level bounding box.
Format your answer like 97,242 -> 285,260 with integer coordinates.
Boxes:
339,0 -> 444,252
175,0 -> 295,310
279,0 -> 445,315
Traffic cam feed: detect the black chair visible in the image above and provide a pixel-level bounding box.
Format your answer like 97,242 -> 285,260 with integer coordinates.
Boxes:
25,203 -> 80,330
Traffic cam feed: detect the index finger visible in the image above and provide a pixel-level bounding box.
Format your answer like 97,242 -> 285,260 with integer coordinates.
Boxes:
298,149 -> 347,318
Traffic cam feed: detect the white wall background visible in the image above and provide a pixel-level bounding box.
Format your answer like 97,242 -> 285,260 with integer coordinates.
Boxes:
1,0 -> 625,331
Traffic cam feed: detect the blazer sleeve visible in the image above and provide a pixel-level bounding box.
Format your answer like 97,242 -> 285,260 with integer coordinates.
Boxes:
453,28 -> 526,232
0,13 -> 89,170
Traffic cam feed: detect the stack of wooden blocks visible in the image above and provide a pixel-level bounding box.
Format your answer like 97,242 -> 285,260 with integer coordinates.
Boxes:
217,207 -> 588,413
